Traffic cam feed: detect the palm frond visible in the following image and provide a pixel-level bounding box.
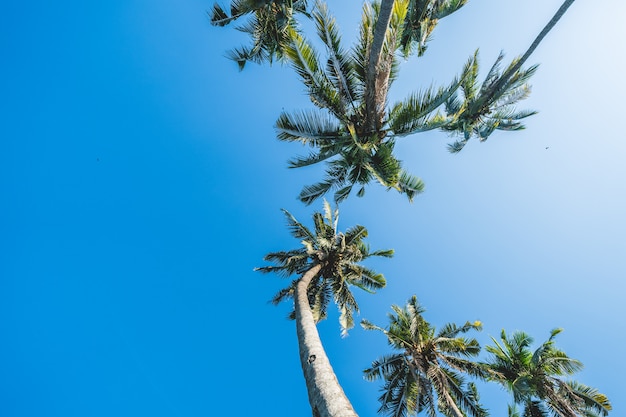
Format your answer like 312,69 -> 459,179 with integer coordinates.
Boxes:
313,1 -> 358,112
276,109 -> 345,143
561,381 -> 611,416
388,78 -> 460,137
396,170 -> 425,201
280,209 -> 314,240
287,149 -> 342,168
299,180 -> 334,205
286,30 -> 345,118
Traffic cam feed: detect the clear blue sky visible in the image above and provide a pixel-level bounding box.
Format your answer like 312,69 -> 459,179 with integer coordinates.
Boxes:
2,1 -> 625,416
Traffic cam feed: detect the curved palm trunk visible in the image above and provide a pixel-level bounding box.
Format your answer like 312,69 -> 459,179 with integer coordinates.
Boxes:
294,264 -> 359,417
492,0 -> 575,96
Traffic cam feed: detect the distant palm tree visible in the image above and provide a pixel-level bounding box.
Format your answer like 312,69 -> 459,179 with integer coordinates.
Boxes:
256,202 -> 393,417
362,296 -> 487,417
483,328 -> 612,417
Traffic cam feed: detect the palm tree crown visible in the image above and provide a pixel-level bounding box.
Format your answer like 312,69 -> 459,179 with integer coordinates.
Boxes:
362,296 -> 487,417
484,328 -> 612,417
279,0 -> 538,205
256,201 -> 393,335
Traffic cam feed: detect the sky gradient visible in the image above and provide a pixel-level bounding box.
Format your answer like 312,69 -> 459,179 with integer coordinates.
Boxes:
2,1 -> 625,416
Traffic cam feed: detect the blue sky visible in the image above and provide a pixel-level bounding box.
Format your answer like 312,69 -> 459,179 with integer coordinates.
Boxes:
1,1 -> 625,416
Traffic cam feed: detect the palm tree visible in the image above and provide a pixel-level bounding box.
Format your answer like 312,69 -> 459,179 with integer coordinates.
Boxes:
209,0 -> 310,69
362,296 -> 487,417
483,328 -> 612,417
256,202 -> 393,417
279,0 -> 467,204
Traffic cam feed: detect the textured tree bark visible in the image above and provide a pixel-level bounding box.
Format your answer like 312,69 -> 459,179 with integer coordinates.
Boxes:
294,264 -> 359,417
364,0 -> 395,134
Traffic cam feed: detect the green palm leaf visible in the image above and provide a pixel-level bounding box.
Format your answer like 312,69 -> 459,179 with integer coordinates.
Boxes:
388,78 -> 461,137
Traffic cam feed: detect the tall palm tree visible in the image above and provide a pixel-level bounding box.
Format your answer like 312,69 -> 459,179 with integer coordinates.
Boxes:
279,0 -> 467,204
209,0 -> 309,69
256,202 -> 393,417
483,328 -> 612,417
362,296 -> 487,417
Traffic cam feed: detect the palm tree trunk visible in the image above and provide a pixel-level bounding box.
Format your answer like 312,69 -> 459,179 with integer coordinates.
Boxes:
294,263 -> 359,417
492,0 -> 575,96
364,0 -> 395,133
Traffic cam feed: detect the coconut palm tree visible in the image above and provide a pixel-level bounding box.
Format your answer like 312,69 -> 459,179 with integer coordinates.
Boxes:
483,328 -> 612,417
362,296 -> 487,417
279,0 -> 467,204
209,0 -> 309,69
256,202 -> 393,417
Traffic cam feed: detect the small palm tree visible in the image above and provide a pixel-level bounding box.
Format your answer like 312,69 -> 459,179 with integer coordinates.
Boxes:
256,202 -> 393,417
483,328 -> 612,417
362,296 -> 487,417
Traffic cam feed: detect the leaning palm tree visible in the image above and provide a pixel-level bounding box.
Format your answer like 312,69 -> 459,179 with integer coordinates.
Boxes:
256,202 -> 393,417
443,0 -> 576,152
483,328 -> 612,417
362,296 -> 487,417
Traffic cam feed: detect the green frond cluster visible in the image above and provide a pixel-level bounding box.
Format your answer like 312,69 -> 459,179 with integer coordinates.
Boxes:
209,0 -> 309,69
257,203 -> 392,335
484,329 -> 612,417
400,0 -> 468,57
362,296 -> 487,417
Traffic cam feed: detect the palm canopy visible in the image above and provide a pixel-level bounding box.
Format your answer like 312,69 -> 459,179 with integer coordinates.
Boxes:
209,0 -> 468,68
278,0 -> 537,204
483,328 -> 612,417
256,201 -> 393,335
362,296 -> 487,417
